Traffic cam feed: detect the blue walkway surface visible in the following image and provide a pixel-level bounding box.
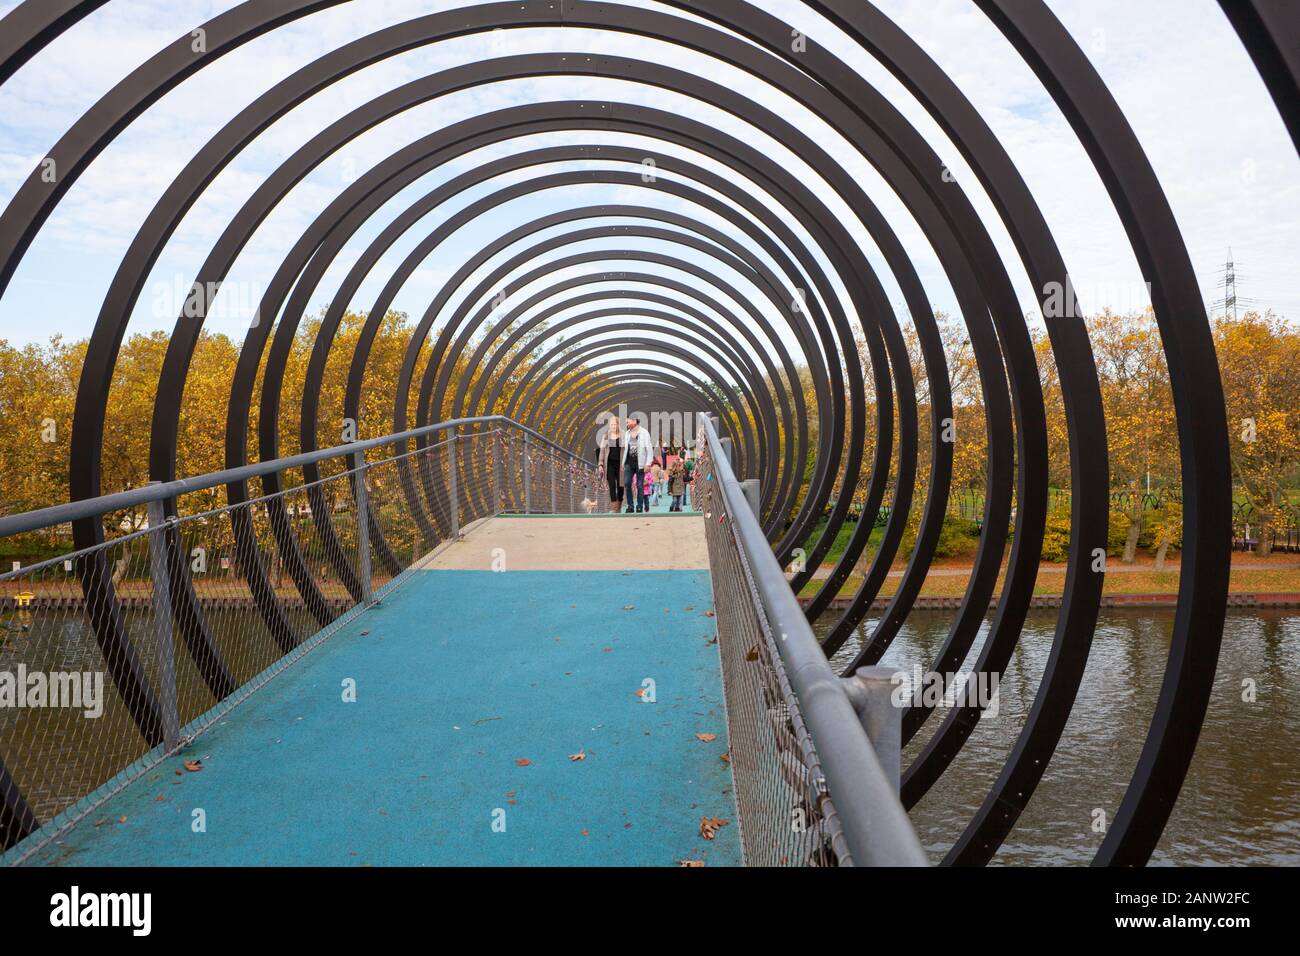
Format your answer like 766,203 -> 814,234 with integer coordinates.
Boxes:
23,568 -> 740,866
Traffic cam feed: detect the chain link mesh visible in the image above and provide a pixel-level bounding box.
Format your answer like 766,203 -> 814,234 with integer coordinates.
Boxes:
694,443 -> 848,867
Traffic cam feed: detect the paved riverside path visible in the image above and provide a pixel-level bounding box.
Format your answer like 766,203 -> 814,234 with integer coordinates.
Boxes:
19,514 -> 740,867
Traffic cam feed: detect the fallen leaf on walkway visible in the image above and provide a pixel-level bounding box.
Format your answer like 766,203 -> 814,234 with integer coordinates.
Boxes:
183,759 -> 203,772
155,794 -> 165,802
514,758 -> 531,766
360,630 -> 369,636
720,752 -> 731,765
699,816 -> 730,840
703,610 -> 715,617
118,816 -> 128,824
745,645 -> 760,661
622,604 -> 635,610
94,819 -> 107,828
678,859 -> 705,867
580,829 -> 589,837
602,646 -> 612,652
569,750 -> 586,761
695,733 -> 717,742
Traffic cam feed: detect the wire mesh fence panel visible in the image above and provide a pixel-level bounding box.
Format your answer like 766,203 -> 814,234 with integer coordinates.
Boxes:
500,431 -> 522,514
462,431 -> 502,524
365,454 -> 434,575
1,534 -> 163,827
695,453 -> 843,867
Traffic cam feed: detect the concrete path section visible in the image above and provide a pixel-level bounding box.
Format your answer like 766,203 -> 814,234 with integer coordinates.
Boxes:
423,514 -> 710,572
20,553 -> 738,865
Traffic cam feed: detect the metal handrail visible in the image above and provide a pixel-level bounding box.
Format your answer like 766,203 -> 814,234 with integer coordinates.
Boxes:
699,415 -> 927,866
0,415 -> 592,538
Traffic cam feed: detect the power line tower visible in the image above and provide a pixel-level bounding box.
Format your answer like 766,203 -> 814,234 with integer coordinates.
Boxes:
1214,248 -> 1256,320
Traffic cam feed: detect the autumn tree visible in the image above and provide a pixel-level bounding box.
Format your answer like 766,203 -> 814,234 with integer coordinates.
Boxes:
1216,310 -> 1300,555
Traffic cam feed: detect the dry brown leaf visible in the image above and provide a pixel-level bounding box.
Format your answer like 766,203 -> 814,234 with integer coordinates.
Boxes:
569,750 -> 586,762
699,816 -> 730,840
695,732 -> 717,742
745,645 -> 760,662
635,687 -> 646,698
703,610 -> 716,617
183,759 -> 203,772
677,859 -> 705,867
514,758 -> 531,767
118,815 -> 128,824
720,752 -> 732,764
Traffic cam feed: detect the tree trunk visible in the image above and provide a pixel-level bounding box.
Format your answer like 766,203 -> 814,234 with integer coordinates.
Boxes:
1255,529 -> 1273,557
1122,513 -> 1141,564
1154,532 -> 1171,571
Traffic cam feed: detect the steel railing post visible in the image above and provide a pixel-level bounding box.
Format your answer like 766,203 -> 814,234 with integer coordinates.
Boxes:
842,666 -> 906,794
523,432 -> 531,514
448,433 -> 460,538
352,449 -> 374,606
740,478 -> 761,516
145,486 -> 180,752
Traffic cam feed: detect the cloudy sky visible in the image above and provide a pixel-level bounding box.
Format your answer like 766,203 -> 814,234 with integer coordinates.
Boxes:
0,0 -> 1294,357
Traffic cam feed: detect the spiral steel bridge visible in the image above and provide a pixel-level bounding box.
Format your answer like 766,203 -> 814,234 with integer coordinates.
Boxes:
0,0 -> 1294,866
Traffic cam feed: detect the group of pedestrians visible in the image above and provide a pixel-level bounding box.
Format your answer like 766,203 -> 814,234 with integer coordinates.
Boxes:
597,416 -> 693,514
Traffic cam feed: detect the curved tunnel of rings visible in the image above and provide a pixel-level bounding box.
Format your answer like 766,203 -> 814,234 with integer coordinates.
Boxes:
0,0 -> 1294,866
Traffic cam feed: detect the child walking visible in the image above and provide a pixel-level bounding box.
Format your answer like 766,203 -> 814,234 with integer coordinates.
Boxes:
668,459 -> 687,512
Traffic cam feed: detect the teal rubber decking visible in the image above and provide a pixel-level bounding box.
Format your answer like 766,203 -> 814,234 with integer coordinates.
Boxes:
20,568 -> 741,866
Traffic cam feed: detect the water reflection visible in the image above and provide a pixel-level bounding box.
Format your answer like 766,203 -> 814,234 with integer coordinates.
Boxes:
816,609 -> 1300,865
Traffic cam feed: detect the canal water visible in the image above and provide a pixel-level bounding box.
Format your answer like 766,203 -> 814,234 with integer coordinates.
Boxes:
816,608 -> 1300,865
